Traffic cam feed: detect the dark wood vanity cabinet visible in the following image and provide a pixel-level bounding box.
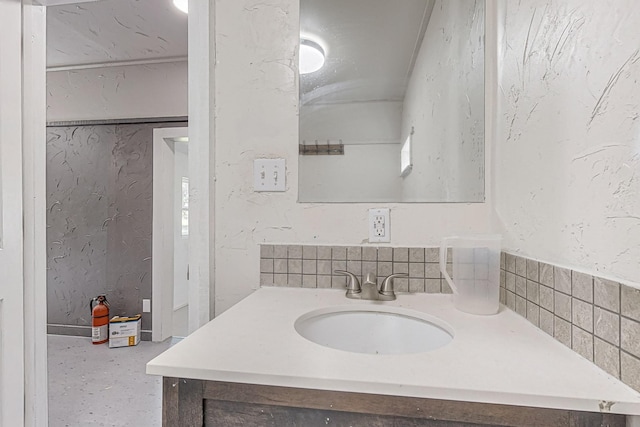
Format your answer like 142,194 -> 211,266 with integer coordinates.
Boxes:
162,377 -> 626,427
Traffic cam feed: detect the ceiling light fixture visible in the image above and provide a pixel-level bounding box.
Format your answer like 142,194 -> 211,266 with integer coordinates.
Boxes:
173,0 -> 188,14
299,38 -> 325,74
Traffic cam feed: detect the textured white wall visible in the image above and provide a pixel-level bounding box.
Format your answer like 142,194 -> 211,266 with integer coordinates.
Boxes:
496,0 -> 640,286
212,0 -> 493,314
401,0 -> 485,202
299,144 -> 401,202
299,100 -> 402,202
46,61 -> 188,122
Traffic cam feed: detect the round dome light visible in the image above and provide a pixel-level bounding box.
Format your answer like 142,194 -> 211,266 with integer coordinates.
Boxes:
173,0 -> 188,13
299,38 -> 325,75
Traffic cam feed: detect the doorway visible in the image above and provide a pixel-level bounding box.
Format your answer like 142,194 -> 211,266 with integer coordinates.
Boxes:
152,127 -> 190,340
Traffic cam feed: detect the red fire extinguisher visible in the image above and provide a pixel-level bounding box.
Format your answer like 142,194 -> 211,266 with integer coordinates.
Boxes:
90,295 -> 110,345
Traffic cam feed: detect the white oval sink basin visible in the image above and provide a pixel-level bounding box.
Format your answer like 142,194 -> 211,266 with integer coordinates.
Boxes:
294,307 -> 453,355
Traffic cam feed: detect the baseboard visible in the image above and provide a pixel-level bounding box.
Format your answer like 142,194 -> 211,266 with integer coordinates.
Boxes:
47,324 -> 152,341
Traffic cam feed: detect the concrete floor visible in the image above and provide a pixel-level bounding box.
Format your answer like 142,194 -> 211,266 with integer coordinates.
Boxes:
48,335 -> 174,427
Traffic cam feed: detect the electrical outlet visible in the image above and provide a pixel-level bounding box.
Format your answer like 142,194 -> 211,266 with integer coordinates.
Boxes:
369,208 -> 390,243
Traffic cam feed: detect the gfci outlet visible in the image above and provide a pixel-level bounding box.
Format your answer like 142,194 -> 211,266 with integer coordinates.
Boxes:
369,208 -> 390,243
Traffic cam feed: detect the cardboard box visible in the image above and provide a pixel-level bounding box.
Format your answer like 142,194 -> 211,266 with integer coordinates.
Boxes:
109,314 -> 142,348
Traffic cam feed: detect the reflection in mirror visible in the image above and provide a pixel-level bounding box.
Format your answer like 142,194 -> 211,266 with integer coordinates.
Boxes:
298,0 -> 485,203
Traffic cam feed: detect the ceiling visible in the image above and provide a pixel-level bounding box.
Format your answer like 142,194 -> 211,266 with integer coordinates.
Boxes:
46,0 -> 432,106
46,0 -> 188,69
300,0 -> 433,106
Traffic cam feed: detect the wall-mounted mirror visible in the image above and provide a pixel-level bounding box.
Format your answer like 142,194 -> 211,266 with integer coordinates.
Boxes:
298,0 -> 485,203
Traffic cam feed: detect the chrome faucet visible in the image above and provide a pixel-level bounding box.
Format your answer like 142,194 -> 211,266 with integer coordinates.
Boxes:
334,270 -> 408,301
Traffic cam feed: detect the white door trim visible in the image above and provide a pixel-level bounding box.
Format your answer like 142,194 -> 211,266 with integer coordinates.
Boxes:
22,2 -> 49,426
188,0 -> 214,331
152,127 -> 188,342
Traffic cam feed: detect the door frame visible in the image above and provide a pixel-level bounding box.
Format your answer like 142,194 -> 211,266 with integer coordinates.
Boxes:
152,127 -> 188,342
15,0 -> 213,424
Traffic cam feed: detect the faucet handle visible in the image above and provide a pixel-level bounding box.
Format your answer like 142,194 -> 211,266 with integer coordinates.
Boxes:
380,273 -> 408,297
334,270 -> 361,295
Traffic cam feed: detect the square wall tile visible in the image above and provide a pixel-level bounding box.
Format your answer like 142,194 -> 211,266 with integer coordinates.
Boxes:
273,245 -> 287,258
393,262 -> 409,275
260,259 -> 274,274
260,273 -> 274,286
425,263 -> 440,279
317,275 -> 332,288
260,244 -> 274,259
409,263 -> 425,279
302,259 -> 316,275
506,291 -> 516,310
621,317 -> 640,359
331,275 -> 347,288
302,246 -> 317,259
594,307 -> 619,346
378,247 -> 393,262
346,260 -> 362,277
554,317 -> 572,348
515,276 -> 527,297
409,248 -> 425,262
302,275 -> 317,288
621,352 -> 640,392
274,259 -> 287,274
526,281 -> 540,304
505,253 -> 516,273
393,247 -> 409,262
594,337 -> 620,379
331,260 -> 346,272
317,246 -> 332,260
500,252 -> 506,269
425,279 -> 440,293
288,274 -> 302,287
572,298 -> 593,333
572,326 -> 594,361
506,272 -> 516,292
539,285 -> 554,312
331,246 -> 347,260
273,274 -> 288,286
554,266 -> 572,294
395,278 -> 409,292
539,263 -> 554,287
317,260 -> 332,275
526,259 -> 539,281
539,309 -> 554,336
554,291 -> 572,322
425,248 -> 439,263
515,296 -> 527,317
572,271 -> 593,303
621,284 -> 640,322
526,302 -> 540,327
594,277 -> 620,313
288,245 -> 303,259
362,247 -> 377,261
288,259 -> 302,274
347,246 -> 362,261
515,256 -> 527,277
410,278 -> 425,293
362,261 -> 377,276
377,262 -> 392,277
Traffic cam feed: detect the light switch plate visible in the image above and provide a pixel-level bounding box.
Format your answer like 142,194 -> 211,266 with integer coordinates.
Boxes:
369,208 -> 390,243
254,158 -> 286,192
142,299 -> 151,313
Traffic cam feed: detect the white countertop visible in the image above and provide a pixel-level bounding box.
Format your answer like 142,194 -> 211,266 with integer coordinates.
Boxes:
146,287 -> 640,415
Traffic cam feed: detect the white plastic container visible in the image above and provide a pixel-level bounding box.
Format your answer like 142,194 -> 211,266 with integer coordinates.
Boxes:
440,235 -> 502,315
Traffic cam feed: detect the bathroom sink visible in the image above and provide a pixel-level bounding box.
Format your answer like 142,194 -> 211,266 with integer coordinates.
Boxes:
294,307 -> 453,355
